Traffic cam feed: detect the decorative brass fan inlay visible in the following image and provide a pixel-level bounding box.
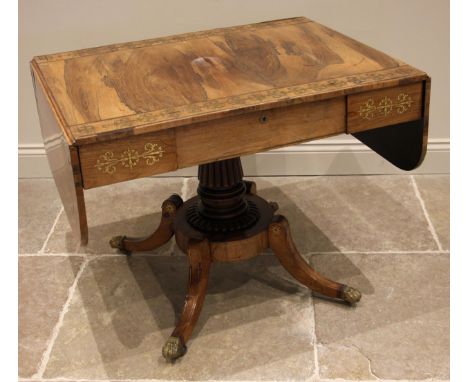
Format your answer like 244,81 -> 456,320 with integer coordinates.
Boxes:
95,142 -> 164,174
359,93 -> 414,120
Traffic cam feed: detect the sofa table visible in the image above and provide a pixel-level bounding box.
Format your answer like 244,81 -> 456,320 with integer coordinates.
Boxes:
31,17 -> 430,361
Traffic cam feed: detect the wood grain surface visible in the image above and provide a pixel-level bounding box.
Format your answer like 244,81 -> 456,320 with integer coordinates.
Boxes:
421,78 -> 431,162
32,71 -> 88,244
210,231 -> 269,262
31,17 -> 428,145
176,97 -> 345,167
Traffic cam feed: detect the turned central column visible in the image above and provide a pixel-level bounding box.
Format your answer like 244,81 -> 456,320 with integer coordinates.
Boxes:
186,157 -> 260,233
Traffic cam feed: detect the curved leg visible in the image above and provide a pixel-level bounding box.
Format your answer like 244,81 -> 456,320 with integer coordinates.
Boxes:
110,194 -> 183,254
244,180 -> 279,211
268,215 -> 361,304
244,180 -> 257,195
162,239 -> 211,361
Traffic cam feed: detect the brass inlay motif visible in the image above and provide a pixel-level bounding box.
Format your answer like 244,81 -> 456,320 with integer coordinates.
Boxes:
359,93 -> 414,120
95,142 -> 164,174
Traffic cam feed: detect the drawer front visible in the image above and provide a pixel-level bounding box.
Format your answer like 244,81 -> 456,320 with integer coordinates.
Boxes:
176,97 -> 346,167
347,82 -> 423,133
79,129 -> 177,189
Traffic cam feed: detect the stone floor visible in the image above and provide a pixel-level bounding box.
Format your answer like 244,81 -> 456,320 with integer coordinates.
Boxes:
18,175 -> 449,382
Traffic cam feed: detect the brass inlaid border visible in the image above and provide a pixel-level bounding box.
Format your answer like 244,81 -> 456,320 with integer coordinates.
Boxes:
34,17 -> 308,63
94,142 -> 164,174
359,93 -> 414,120
70,66 -> 427,142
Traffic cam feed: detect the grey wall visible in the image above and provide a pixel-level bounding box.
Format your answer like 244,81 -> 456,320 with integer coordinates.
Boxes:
19,0 -> 449,175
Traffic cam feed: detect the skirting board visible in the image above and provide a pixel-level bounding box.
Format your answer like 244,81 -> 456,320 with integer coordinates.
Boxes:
18,138 -> 449,178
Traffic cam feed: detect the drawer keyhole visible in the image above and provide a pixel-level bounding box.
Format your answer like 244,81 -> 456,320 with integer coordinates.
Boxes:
259,115 -> 268,124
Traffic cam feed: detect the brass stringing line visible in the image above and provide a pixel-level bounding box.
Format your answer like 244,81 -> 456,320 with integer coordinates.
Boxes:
359,92 -> 414,120
94,142 -> 164,174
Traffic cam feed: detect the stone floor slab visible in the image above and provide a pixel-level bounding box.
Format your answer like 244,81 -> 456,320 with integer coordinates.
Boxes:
311,252 -> 449,380
43,255 -> 315,380
44,178 -> 184,254
18,179 -> 63,254
19,255 -> 84,378
414,175 -> 450,250
251,176 -> 439,253
18,175 -> 450,381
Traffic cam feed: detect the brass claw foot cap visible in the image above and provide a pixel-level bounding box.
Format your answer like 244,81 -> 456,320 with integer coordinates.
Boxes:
109,236 -> 130,255
162,336 -> 187,361
269,201 -> 279,212
342,286 -> 362,304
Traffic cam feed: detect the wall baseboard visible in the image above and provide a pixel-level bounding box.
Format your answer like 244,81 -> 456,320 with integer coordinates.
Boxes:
18,138 -> 449,179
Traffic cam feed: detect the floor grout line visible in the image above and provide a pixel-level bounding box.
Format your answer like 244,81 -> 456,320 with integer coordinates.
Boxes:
19,253 -> 87,257
311,295 -> 320,381
32,257 -> 90,379
38,206 -> 64,254
306,249 -> 449,255
19,249 -> 450,258
318,379 -> 450,382
410,175 -> 444,251
19,378 -> 452,382
22,379 -> 354,382
18,379 -> 452,382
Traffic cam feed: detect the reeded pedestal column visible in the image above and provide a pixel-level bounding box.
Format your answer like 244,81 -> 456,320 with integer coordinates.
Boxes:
186,157 -> 260,233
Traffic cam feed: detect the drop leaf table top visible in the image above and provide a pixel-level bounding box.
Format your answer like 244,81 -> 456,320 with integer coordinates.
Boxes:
31,16 -> 430,245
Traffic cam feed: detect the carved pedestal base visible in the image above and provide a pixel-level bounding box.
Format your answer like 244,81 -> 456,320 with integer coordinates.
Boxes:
110,158 -> 361,361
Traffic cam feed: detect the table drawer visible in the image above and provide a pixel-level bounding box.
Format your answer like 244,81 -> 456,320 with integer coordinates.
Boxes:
347,82 -> 423,133
79,129 -> 177,189
176,97 -> 346,167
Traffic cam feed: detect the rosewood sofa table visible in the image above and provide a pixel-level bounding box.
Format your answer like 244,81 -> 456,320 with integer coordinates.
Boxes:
31,17 -> 430,361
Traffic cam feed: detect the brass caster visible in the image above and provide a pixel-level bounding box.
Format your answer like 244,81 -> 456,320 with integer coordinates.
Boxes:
342,286 -> 362,304
109,235 -> 130,255
162,336 -> 187,361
